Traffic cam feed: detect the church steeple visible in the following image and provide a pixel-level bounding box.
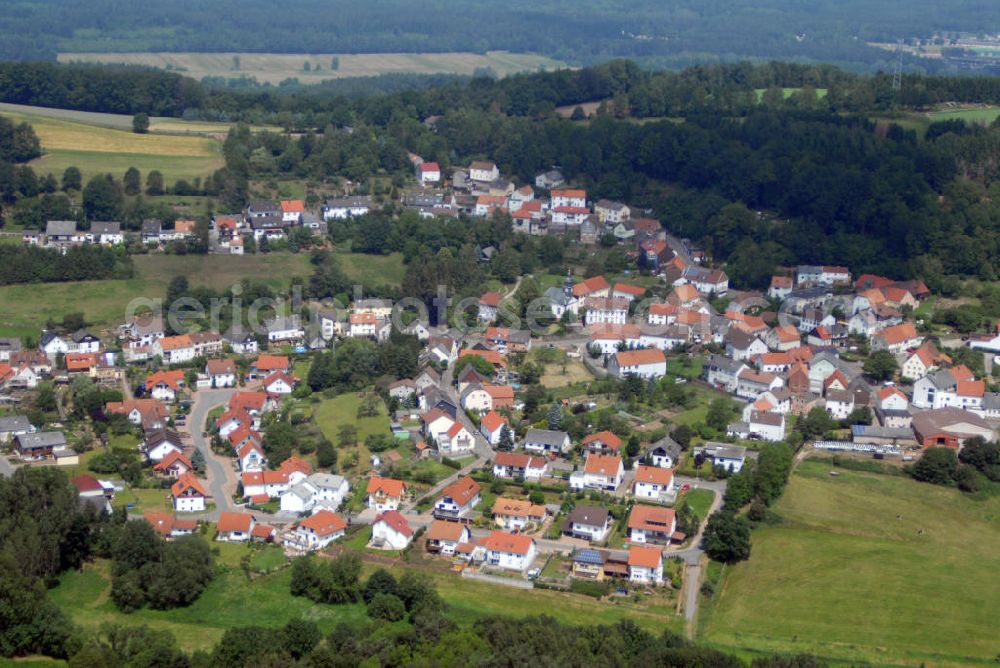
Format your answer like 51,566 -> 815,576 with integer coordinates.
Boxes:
563,270 -> 574,298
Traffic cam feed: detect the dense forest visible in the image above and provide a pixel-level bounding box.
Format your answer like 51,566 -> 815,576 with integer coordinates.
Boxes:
0,0 -> 997,73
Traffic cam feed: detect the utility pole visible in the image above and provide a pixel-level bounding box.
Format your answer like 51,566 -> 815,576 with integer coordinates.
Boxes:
891,39 -> 903,91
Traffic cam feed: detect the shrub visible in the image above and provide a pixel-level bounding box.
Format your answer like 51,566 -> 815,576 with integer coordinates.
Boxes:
367,592 -> 406,621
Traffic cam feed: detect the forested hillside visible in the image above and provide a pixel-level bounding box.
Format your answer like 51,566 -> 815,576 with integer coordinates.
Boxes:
3,60 -> 1000,289
0,0 -> 998,72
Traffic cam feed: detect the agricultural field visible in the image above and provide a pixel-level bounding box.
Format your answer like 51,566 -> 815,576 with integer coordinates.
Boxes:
927,106 -> 1000,125
0,104 -> 224,186
335,250 -> 407,288
58,51 -> 566,85
700,459 -> 1000,666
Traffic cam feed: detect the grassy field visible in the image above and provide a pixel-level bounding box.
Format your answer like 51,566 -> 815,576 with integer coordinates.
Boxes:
0,251 -> 402,339
311,393 -> 392,474
58,51 -> 566,85
0,253 -> 315,339
700,459 -> 1000,666
335,251 -> 407,288
680,488 -> 715,519
754,87 -> 828,102
0,105 -> 223,186
928,107 -> 1000,125
48,549 -> 682,654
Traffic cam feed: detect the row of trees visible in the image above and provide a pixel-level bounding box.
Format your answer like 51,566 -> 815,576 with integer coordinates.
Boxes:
704,442 -> 795,563
0,245 -> 134,286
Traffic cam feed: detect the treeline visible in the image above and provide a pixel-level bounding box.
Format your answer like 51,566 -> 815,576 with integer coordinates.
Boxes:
13,59 -> 1000,128
703,442 -> 795,563
0,0 -> 995,73
0,245 -> 134,285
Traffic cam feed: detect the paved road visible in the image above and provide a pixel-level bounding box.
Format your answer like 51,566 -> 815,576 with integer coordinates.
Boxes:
0,455 -> 16,477
185,388 -> 238,517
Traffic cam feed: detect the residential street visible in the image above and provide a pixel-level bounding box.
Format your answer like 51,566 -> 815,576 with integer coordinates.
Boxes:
183,388 -> 238,516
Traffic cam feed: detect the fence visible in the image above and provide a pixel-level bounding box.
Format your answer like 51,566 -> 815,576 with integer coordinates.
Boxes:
813,441 -> 902,457
460,569 -> 534,589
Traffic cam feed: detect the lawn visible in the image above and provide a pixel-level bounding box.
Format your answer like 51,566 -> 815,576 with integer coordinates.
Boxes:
113,486 -> 172,513
538,356 -> 594,388
50,559 -> 367,652
333,250 -> 406,288
700,459 -> 1000,666
679,488 -> 715,519
59,51 -> 566,85
311,392 -> 391,474
0,106 -> 223,186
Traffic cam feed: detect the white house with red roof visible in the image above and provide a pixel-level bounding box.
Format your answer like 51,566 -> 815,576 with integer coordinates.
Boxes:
572,454 -> 624,491
633,465 -> 676,503
608,348 -> 666,379
283,510 -> 347,552
371,510 -> 414,550
280,199 -> 304,224
870,322 -> 922,354
433,476 -> 481,520
582,431 -> 623,455
366,477 -> 408,512
479,410 -> 507,445
628,545 -> 664,584
172,473 -> 207,512
612,283 -> 646,302
492,451 -> 548,481
551,189 -> 586,209
426,519 -> 471,555
479,291 -> 502,322
263,370 -> 297,395
236,437 -> 267,471
145,370 -> 186,402
480,531 -> 537,571
153,450 -> 193,479
416,161 -> 441,185
216,511 -> 255,542
206,358 -> 236,387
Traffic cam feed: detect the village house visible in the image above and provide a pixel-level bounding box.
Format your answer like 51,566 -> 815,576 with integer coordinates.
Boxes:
216,512 -> 255,542
153,450 -> 193,479
628,545 -> 664,585
632,465 -> 676,504
426,520 -> 471,555
371,511 -> 414,550
144,511 -> 198,539
627,505 -> 676,545
563,505 -> 612,542
583,297 -> 630,325
492,497 -> 547,531
366,477 -> 408,513
492,451 -> 548,481
481,531 -> 537,571
280,473 -> 350,513
433,476 -> 481,520
142,428 -> 184,462
609,348 -> 667,379
582,430 -> 624,455
795,265 -> 851,287
572,453 -> 625,491
523,427 -> 571,454
695,443 -> 748,473
145,369 -> 186,402
0,415 -> 35,444
901,341 -> 950,381
283,510 -> 347,552
323,196 -> 373,220
171,473 -> 207,512
478,291 -> 501,322
870,322 -> 922,354
910,407 -> 995,448
206,358 -> 237,387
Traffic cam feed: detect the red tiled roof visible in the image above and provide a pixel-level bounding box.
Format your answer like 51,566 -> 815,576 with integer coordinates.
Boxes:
615,348 -> 666,367
584,453 -> 622,476
572,275 -> 610,297
628,544 -> 663,568
217,511 -> 253,533
367,477 -> 407,497
634,465 -> 674,486
439,476 -> 481,506
375,510 -> 413,537
480,291 -> 502,307
298,510 -> 346,537
582,430 -> 623,450
254,355 -> 290,372
481,530 -> 534,555
171,472 -> 206,498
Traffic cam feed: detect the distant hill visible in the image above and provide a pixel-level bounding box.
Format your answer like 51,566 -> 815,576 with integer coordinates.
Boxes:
2,0 -> 998,72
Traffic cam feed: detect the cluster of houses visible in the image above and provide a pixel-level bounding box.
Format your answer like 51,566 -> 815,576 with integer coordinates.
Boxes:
689,265 -> 1000,452
23,219 -> 200,251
